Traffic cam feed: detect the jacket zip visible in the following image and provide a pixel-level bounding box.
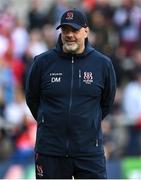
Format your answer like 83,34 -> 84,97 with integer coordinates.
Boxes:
69,57 -> 74,113
93,119 -> 99,147
94,118 -> 99,147
96,139 -> 99,147
66,57 -> 74,156
79,69 -> 81,87
95,108 -> 103,147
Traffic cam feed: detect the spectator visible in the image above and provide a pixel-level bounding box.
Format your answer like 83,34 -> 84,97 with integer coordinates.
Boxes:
27,0 -> 48,30
26,29 -> 47,58
122,68 -> 141,155
11,18 -> 29,58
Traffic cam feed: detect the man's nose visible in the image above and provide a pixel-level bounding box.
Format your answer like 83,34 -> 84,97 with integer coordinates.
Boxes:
66,30 -> 73,37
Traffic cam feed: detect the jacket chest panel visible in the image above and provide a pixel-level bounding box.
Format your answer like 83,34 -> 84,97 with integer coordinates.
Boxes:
40,60 -> 72,96
40,63 -> 104,98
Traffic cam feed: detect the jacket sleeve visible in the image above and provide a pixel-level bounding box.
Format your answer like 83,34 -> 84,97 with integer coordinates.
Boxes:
25,56 -> 41,120
101,59 -> 116,119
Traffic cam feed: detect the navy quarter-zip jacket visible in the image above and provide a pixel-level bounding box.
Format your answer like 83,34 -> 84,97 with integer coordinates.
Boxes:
26,36 -> 116,157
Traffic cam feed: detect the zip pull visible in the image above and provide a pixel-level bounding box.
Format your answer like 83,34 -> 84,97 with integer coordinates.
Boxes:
96,139 -> 99,147
79,69 -> 81,78
72,57 -> 74,64
79,69 -> 81,87
42,116 -> 44,123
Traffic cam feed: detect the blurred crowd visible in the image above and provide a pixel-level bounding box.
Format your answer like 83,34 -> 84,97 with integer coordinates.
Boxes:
0,0 -> 141,171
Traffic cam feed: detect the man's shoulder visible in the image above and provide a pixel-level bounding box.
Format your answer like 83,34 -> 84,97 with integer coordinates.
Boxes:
93,49 -> 112,65
91,50 -> 114,71
35,49 -> 56,62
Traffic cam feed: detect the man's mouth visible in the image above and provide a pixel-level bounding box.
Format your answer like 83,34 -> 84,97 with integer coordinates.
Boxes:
66,41 -> 76,44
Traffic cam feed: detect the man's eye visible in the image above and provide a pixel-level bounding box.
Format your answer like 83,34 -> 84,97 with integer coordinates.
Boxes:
62,29 -> 67,33
62,28 -> 79,33
72,29 -> 78,33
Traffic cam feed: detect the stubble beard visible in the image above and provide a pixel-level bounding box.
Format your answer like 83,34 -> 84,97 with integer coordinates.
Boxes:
63,42 -> 79,54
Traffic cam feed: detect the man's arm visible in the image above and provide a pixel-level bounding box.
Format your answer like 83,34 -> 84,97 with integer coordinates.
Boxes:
101,59 -> 116,119
25,56 -> 41,120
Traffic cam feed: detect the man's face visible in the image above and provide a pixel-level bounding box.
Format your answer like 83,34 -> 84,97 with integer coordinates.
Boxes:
61,25 -> 89,54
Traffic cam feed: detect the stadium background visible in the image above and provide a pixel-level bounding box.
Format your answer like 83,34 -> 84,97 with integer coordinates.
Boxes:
0,0 -> 141,179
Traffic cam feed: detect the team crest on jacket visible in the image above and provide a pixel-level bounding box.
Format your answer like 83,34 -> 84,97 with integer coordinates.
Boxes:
83,72 -> 93,84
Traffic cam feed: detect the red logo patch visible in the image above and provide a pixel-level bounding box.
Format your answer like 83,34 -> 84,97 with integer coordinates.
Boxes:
84,72 -> 93,80
83,72 -> 93,84
66,12 -> 73,20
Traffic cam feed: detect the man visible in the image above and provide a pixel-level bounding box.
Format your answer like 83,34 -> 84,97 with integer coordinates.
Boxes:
26,9 -> 116,179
